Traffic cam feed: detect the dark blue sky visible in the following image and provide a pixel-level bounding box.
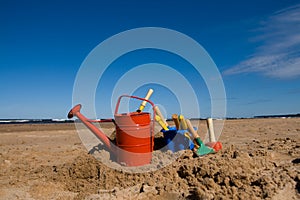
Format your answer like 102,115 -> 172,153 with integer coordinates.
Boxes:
1,0 -> 300,118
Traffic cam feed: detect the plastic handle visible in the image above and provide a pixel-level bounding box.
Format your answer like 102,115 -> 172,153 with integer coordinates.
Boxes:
155,115 -> 169,131
207,118 -> 216,142
172,114 -> 180,130
186,119 -> 199,139
154,105 -> 168,126
179,115 -> 188,130
138,89 -> 153,112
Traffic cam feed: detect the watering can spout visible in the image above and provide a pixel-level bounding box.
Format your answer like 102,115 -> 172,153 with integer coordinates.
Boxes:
68,104 -> 114,152
68,104 -> 82,119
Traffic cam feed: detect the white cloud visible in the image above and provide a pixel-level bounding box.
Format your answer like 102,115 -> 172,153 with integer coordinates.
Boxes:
224,4 -> 300,79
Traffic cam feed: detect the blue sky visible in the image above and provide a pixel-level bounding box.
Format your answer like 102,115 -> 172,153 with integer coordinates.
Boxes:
1,0 -> 300,119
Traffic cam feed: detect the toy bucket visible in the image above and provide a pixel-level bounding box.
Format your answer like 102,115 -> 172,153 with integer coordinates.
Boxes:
162,127 -> 194,152
114,95 -> 155,166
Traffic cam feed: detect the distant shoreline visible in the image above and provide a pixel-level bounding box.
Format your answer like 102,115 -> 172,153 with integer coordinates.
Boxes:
253,113 -> 300,118
0,119 -> 75,124
1,113 -> 299,125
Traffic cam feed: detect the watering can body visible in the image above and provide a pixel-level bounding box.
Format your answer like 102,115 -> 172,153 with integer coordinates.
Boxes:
114,111 -> 154,166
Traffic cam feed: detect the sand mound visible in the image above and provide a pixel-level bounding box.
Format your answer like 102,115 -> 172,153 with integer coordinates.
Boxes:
26,138 -> 299,200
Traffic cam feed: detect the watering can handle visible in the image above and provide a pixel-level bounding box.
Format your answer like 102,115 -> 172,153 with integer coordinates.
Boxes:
114,95 -> 156,115
114,95 -> 156,147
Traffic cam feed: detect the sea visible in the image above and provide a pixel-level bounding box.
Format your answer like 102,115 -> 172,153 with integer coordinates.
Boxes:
0,119 -> 75,124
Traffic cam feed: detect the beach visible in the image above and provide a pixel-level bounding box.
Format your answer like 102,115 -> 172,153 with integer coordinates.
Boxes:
0,118 -> 299,199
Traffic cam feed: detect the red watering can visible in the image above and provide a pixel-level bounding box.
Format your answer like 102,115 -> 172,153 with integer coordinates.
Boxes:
68,92 -> 156,167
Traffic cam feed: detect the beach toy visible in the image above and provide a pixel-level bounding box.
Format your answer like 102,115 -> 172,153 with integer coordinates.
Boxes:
205,118 -> 222,152
137,88 -> 153,112
172,114 -> 180,130
162,127 -> 195,152
155,115 -> 169,131
179,114 -> 188,130
207,118 -> 215,142
154,105 -> 168,127
186,119 -> 215,156
159,114 -> 194,152
68,89 -> 156,167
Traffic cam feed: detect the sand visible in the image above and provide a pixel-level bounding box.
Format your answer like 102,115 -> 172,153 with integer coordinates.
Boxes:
0,118 -> 299,199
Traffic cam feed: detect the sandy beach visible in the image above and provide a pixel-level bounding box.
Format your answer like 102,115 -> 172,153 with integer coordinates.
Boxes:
0,118 -> 299,199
